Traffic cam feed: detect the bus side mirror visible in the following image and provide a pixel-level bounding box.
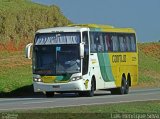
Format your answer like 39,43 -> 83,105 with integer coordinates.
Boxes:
80,43 -> 84,58
25,43 -> 33,59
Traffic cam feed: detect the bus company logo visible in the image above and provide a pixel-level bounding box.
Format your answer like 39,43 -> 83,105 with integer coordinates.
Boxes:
91,59 -> 97,64
112,55 -> 126,63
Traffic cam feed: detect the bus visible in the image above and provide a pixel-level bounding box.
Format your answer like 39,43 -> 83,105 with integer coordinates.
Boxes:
25,24 -> 138,97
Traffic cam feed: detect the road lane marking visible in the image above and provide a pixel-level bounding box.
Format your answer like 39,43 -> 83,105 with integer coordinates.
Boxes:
23,100 -> 56,105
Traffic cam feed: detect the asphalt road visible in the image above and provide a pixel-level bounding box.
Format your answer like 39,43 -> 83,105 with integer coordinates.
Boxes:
0,88 -> 159,111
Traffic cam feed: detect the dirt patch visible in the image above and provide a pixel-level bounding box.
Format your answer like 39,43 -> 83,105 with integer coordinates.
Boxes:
134,82 -> 160,88
139,43 -> 160,59
0,51 -> 31,68
137,68 -> 160,88
139,69 -> 160,80
0,40 -> 29,52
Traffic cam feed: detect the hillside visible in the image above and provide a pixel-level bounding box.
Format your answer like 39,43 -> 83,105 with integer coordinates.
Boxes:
138,43 -> 160,87
0,0 -> 71,51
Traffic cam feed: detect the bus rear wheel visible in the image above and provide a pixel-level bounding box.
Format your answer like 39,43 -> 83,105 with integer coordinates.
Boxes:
124,79 -> 129,94
45,92 -> 55,97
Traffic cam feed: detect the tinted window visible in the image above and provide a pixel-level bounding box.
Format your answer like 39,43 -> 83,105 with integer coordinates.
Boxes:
130,35 -> 136,51
82,31 -> 89,75
104,33 -> 113,52
90,32 -> 136,53
126,36 -> 131,51
111,35 -> 119,52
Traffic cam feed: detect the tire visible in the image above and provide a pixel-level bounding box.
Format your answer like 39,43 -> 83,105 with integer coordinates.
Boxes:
111,77 -> 127,95
118,77 -> 126,94
46,92 -> 55,97
85,79 -> 95,97
124,79 -> 129,94
78,92 -> 85,97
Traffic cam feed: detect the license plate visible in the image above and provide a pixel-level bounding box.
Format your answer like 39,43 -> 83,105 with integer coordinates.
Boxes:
53,85 -> 60,88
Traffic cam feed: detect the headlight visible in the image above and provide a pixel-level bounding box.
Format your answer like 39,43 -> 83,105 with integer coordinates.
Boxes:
33,78 -> 42,82
33,75 -> 42,82
71,76 -> 82,81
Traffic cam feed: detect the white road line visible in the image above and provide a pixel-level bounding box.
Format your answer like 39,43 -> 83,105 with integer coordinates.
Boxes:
0,98 -> 38,102
23,100 -> 56,105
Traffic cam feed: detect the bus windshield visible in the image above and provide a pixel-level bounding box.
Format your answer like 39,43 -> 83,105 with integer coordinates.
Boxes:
33,44 -> 81,75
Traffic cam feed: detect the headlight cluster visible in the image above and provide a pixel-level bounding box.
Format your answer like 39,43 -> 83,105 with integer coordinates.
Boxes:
71,76 -> 82,81
33,78 -> 42,82
33,75 -> 42,82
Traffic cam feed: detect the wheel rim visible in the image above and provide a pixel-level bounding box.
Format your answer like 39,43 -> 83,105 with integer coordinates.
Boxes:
121,79 -> 126,94
125,80 -> 129,94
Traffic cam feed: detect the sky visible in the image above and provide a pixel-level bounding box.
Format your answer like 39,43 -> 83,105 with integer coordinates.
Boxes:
32,0 -> 160,42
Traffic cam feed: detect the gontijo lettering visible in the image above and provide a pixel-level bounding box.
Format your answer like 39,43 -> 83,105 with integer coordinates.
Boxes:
112,55 -> 126,63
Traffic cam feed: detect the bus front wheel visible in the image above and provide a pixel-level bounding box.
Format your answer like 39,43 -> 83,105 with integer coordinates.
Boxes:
45,92 -> 55,97
86,79 -> 95,97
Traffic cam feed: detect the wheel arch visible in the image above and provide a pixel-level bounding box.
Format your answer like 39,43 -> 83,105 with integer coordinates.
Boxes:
122,73 -> 126,80
127,73 -> 131,87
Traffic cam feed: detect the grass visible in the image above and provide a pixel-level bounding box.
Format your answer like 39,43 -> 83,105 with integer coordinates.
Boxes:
0,51 -> 32,96
137,43 -> 160,88
2,100 -> 160,119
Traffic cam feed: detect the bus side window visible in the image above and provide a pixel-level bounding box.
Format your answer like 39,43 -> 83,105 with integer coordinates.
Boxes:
105,34 -> 112,52
126,35 -> 131,52
94,33 -> 100,52
82,31 -> 89,75
99,33 -> 105,52
90,32 -> 96,52
119,35 -> 127,52
111,34 -> 119,52
130,35 -> 136,52
119,36 -> 124,52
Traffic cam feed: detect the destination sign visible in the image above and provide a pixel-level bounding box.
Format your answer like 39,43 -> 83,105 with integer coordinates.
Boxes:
35,33 -> 80,45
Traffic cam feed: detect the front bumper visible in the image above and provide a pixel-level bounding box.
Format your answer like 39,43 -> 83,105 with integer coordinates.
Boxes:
33,79 -> 87,92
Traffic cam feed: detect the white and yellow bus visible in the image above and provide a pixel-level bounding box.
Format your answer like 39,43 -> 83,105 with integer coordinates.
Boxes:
26,24 -> 138,97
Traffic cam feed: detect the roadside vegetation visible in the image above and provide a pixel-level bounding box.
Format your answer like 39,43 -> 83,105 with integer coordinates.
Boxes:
0,51 -> 32,97
0,0 -> 71,51
137,43 -> 160,88
6,100 -> 160,119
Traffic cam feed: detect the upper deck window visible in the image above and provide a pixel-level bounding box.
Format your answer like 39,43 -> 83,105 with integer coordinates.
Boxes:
35,32 -> 80,45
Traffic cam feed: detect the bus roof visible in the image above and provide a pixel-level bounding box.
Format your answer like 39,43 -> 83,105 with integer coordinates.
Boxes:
36,24 -> 135,34
36,26 -> 88,33
69,24 -> 136,33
